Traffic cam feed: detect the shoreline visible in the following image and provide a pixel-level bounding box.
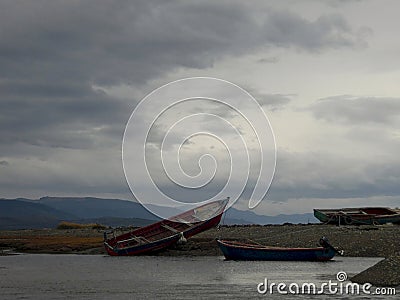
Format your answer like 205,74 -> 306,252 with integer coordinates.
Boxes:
1,224 -> 399,287
1,224 -> 399,256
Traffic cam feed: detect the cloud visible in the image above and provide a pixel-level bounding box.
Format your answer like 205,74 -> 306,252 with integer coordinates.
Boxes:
261,11 -> 368,51
325,0 -> 367,7
256,57 -> 279,64
0,160 -> 9,166
310,95 -> 400,125
0,1 -> 368,84
255,93 -> 293,111
0,1 -> 369,149
0,85 -> 131,150
268,148 -> 400,201
0,1 -> 374,201
0,2 -> 368,151
0,147 -> 129,199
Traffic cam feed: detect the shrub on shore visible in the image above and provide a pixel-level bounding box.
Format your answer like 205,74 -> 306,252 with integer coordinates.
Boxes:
56,221 -> 107,230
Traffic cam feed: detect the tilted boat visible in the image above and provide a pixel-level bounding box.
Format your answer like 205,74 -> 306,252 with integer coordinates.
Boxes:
314,207 -> 400,225
216,237 -> 342,261
104,198 -> 229,256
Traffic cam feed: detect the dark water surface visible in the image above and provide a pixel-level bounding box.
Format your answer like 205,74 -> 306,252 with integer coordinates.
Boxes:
0,254 -> 397,299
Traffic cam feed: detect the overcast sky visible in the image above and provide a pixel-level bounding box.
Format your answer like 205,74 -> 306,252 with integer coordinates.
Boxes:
1,0 -> 400,216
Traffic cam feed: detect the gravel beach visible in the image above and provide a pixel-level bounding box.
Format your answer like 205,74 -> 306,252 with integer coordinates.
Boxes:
351,256 -> 400,287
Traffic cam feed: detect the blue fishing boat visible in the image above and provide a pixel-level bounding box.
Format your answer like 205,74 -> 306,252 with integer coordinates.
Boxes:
216,237 -> 342,261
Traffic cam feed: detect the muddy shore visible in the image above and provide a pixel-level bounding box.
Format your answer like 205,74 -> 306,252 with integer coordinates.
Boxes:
1,224 -> 399,286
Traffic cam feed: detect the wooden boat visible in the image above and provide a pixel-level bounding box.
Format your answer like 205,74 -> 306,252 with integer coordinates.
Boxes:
314,207 -> 400,225
104,198 -> 229,256
216,237 -> 342,261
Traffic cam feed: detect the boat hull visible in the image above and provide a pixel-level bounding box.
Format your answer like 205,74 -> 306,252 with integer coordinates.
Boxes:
314,207 -> 400,225
182,212 -> 224,239
104,233 -> 181,256
104,198 -> 229,256
216,240 -> 336,261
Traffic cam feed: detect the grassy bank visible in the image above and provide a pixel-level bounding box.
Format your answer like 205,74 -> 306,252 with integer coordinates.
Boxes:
0,228 -> 104,254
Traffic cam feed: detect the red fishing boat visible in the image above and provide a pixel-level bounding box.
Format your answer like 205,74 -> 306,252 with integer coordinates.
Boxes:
104,198 -> 229,256
314,207 -> 400,225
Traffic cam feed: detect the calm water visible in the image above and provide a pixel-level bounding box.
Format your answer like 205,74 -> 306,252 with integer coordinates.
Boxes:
0,254 -> 397,299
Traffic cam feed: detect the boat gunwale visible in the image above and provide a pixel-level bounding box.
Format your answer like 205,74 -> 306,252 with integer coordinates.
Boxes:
216,239 -> 328,252
313,207 -> 398,215
313,207 -> 400,225
112,232 -> 182,251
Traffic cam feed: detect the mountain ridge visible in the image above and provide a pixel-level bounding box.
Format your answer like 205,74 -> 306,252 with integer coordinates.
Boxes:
0,197 -> 318,229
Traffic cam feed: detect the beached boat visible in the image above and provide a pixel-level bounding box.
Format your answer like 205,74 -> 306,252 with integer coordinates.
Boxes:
314,207 -> 400,225
216,237 -> 342,261
104,198 -> 229,256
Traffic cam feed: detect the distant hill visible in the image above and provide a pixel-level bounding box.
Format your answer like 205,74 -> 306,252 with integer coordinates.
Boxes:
224,208 -> 318,225
34,197 -> 160,220
0,197 -> 161,229
0,199 -> 75,230
73,217 -> 156,228
0,197 -> 319,229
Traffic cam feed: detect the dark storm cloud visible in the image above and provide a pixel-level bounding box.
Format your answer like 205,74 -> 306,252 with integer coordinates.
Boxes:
0,1 -> 368,85
0,1 -> 371,198
0,1 -> 368,148
310,96 -> 400,125
0,85 -> 130,150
